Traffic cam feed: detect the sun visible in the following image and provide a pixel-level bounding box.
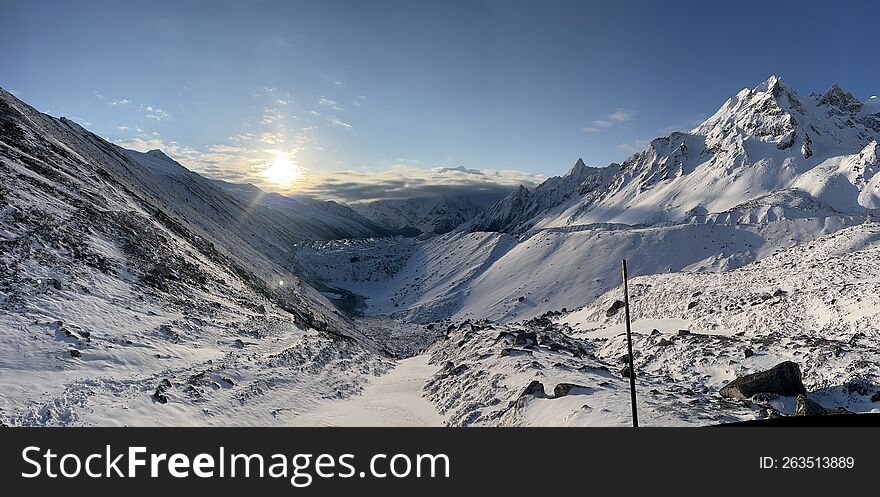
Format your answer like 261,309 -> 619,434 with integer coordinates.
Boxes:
263,153 -> 302,185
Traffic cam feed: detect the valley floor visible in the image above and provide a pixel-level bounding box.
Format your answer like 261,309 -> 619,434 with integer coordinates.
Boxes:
287,355 -> 445,427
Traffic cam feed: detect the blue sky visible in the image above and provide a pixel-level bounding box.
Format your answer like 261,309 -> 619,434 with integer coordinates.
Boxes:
1,0 -> 878,202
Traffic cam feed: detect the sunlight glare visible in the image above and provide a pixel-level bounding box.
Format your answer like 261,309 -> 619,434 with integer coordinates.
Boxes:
263,152 -> 302,185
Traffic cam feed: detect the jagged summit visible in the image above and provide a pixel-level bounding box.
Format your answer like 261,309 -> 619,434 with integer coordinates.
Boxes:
819,83 -> 863,113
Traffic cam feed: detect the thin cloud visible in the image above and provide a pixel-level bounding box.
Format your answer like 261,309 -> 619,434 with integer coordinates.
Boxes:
318,97 -> 342,111
615,139 -> 651,155
330,118 -> 353,129
145,106 -> 170,121
582,108 -> 634,133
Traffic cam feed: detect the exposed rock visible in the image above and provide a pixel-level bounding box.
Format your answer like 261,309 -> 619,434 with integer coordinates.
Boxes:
152,378 -> 173,404
513,331 -> 538,347
500,347 -> 532,357
871,391 -> 880,403
606,300 -> 625,317
844,377 -> 871,396
553,383 -> 591,398
795,395 -> 852,416
620,364 -> 633,378
719,361 -> 806,400
68,349 -> 81,358
520,380 -> 546,398
657,337 -> 673,347
795,394 -> 827,416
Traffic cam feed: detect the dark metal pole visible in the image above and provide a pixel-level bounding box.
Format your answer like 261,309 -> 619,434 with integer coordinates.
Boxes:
622,259 -> 639,427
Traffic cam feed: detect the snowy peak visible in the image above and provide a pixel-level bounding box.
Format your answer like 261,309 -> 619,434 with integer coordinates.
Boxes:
818,84 -> 863,113
471,76 -> 880,233
695,75 -> 805,149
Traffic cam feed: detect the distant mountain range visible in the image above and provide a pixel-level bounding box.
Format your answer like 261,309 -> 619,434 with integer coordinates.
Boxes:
351,196 -> 486,235
469,76 -> 879,234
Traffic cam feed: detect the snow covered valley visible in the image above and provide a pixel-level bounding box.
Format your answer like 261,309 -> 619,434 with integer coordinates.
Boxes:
3,76 -> 880,426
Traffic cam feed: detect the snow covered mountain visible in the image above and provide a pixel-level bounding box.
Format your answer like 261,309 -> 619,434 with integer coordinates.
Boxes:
470,76 -> 879,234
306,77 -> 877,324
352,196 -> 486,235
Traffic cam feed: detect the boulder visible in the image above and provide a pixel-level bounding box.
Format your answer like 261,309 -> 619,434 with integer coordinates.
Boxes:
744,348 -> 754,358
795,394 -> 826,416
513,331 -> 538,346
606,300 -> 625,317
500,347 -> 533,357
520,380 -> 546,398
795,395 -> 852,416
620,365 -> 633,378
719,361 -> 806,400
553,383 -> 592,398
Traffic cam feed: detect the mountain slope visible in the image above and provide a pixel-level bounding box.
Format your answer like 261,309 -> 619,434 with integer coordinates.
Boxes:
207,177 -> 394,238
0,87 -> 392,426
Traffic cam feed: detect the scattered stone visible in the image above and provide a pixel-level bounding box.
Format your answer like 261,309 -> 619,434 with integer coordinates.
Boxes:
606,300 -> 626,317
152,378 -> 173,404
719,361 -> 806,400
